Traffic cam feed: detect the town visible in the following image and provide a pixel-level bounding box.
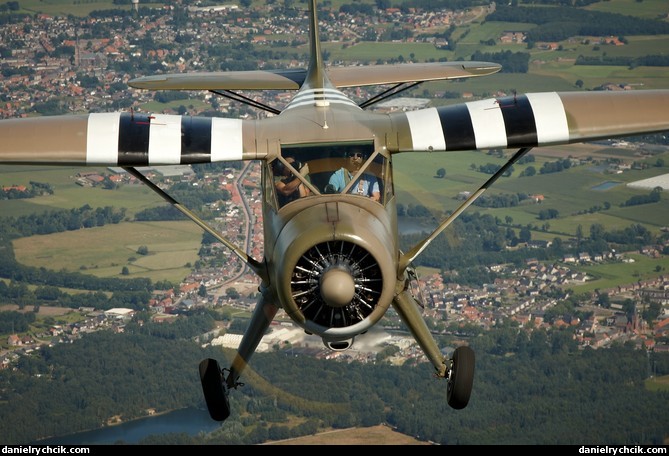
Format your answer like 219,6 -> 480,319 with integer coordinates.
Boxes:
0,2 -> 483,118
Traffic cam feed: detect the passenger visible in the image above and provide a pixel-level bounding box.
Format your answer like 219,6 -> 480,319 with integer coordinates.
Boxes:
327,150 -> 380,202
273,157 -> 309,206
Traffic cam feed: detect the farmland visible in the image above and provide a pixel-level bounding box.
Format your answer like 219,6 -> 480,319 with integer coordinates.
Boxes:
11,220 -> 202,283
393,143 -> 669,237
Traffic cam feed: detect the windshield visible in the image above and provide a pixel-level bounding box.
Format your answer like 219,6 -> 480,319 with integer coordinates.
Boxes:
271,142 -> 389,208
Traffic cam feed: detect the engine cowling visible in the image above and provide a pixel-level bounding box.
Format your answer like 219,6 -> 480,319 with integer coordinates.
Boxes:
271,201 -> 397,344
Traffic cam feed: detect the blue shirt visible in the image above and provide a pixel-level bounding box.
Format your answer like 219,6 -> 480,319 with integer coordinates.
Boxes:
328,168 -> 379,197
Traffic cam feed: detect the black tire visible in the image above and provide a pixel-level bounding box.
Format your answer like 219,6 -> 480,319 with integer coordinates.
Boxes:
446,346 -> 475,410
199,358 -> 231,421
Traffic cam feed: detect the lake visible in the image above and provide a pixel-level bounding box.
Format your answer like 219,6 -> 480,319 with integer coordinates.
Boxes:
34,407 -> 221,445
398,217 -> 437,235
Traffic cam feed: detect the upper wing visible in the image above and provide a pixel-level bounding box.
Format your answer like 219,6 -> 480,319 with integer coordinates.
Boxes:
391,90 -> 669,153
128,61 -> 501,91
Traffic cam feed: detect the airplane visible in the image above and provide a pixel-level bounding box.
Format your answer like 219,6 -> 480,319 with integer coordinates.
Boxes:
1,0 -> 669,422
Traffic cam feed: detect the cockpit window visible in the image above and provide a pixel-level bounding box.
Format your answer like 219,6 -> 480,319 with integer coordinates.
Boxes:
270,156 -> 311,208
279,142 -> 389,205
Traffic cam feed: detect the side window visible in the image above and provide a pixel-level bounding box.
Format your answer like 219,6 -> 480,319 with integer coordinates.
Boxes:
270,156 -> 311,208
383,157 -> 393,204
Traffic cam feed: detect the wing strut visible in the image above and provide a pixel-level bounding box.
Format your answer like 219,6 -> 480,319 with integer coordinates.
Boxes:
209,89 -> 281,115
398,147 -> 533,276
359,81 -> 422,110
122,166 -> 267,281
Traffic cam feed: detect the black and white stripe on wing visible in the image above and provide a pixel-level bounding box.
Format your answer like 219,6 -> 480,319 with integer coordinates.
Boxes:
85,112 -> 244,165
404,92 -> 570,152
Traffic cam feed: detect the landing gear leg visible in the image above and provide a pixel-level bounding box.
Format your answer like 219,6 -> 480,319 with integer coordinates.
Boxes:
200,283 -> 278,421
393,288 -> 475,410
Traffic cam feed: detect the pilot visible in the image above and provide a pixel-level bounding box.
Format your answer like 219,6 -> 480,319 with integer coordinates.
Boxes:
273,157 -> 309,206
327,149 -> 380,202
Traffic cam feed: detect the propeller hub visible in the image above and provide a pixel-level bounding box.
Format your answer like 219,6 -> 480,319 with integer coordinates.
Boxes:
320,268 -> 355,308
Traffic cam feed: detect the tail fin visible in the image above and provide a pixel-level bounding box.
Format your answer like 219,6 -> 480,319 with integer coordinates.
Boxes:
303,0 -> 331,90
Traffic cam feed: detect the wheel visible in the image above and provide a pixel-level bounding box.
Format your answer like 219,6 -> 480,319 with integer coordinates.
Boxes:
446,345 -> 475,410
199,358 -> 231,421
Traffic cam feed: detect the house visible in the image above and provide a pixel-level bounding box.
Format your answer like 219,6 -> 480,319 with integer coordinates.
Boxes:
2,185 -> 27,193
7,334 -> 21,346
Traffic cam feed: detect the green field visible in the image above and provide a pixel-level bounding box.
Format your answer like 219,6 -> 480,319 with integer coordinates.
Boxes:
569,253 -> 669,294
0,278 -> 112,297
325,41 -> 451,63
0,167 -> 205,284
585,0 -> 669,19
12,220 -> 202,283
645,374 -> 669,392
0,165 -> 169,218
13,0 -> 164,16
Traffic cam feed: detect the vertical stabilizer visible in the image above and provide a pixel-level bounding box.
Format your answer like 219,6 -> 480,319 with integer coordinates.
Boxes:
304,0 -> 331,90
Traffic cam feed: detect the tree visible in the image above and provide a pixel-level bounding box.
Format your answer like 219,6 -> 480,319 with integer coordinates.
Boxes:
121,266 -> 130,276
436,168 -> 446,178
622,299 -> 636,320
642,300 -> 662,326
137,245 -> 149,255
597,292 -> 610,308
226,287 -> 240,299
590,223 -> 605,241
522,165 -> 536,177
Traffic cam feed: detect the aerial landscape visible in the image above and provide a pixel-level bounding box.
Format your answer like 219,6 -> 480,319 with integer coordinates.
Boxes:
1,0 -> 669,445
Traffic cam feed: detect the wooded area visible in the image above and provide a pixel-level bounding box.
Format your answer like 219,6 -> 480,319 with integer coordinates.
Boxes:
1,320 -> 667,444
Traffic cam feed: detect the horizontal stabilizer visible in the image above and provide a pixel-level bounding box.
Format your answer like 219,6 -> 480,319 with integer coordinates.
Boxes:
128,61 -> 501,91
328,61 -> 501,88
129,69 -> 306,91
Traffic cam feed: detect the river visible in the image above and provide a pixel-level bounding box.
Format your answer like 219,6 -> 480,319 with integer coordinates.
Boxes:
34,407 -> 220,445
